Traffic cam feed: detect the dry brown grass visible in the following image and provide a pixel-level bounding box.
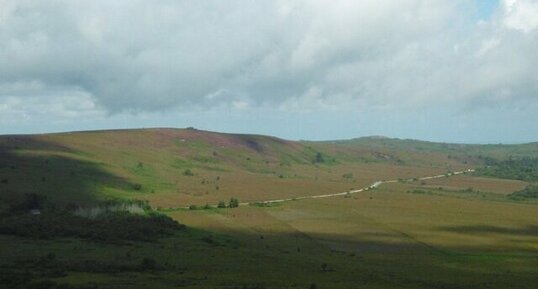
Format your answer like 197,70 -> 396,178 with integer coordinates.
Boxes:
420,175 -> 527,194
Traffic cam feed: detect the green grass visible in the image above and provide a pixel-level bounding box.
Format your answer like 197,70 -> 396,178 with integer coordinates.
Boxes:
1,128 -> 538,288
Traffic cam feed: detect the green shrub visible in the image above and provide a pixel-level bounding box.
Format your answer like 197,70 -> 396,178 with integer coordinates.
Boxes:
476,157 -> 538,181
228,197 -> 239,208
0,210 -> 185,242
139,257 -> 157,271
9,193 -> 47,213
509,185 -> 538,200
314,152 -> 324,163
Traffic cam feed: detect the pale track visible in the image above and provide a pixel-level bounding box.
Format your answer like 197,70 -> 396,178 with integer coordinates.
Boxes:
238,168 -> 476,206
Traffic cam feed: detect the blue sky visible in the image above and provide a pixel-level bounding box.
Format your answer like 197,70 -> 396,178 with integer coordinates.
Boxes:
475,0 -> 500,20
1,0 -> 538,144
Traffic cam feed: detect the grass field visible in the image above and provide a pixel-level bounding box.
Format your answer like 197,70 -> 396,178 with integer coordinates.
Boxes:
1,128 -> 537,288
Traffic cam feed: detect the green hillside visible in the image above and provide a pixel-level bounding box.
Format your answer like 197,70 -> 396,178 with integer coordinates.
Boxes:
0,128 -> 482,208
1,128 -> 538,289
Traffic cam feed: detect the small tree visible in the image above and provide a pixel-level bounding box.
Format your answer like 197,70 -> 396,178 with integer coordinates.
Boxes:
314,152 -> 324,163
140,257 -> 157,271
217,201 -> 226,208
11,193 -> 47,212
321,263 -> 328,272
228,197 -> 239,208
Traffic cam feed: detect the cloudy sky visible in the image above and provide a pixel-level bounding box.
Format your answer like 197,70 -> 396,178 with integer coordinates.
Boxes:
1,0 -> 537,143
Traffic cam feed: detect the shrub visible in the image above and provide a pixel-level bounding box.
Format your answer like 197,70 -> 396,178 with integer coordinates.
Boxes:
321,263 -> 328,272
9,193 -> 47,213
217,201 -> 226,208
183,169 -> 194,176
133,184 -> 142,191
139,257 -> 157,271
228,197 -> 239,208
476,157 -> 538,182
509,185 -> 538,199
314,152 -> 324,163
0,210 -> 185,242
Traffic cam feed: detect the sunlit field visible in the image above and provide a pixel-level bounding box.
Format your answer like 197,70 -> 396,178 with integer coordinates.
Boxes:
1,129 -> 537,288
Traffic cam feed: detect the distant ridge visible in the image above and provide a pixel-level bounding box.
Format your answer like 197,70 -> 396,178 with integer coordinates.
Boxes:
1,127 -> 537,146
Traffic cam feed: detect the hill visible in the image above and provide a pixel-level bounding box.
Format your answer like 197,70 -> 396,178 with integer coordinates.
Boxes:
0,127 -> 491,209
1,128 -> 538,289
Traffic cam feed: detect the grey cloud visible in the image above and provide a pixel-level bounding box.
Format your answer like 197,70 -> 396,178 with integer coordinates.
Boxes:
1,0 -> 537,114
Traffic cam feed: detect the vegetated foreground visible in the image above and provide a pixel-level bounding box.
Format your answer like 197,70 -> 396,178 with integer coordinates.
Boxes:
1,128 -> 537,289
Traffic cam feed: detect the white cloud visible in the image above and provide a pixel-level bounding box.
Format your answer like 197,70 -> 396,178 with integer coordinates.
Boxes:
0,0 -> 537,120
503,0 -> 538,33
0,89 -> 104,125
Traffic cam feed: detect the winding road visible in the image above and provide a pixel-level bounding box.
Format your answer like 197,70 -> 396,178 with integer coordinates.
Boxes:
239,168 -> 475,206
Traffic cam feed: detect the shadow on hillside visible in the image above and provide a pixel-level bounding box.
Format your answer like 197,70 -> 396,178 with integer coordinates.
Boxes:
0,136 -> 134,206
180,226 -> 538,288
439,225 -> 538,237
1,215 -> 537,289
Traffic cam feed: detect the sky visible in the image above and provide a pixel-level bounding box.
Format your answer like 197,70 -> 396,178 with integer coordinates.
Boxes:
1,0 -> 538,143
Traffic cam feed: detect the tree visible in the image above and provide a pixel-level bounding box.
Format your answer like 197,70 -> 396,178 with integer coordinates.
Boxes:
10,193 -> 47,212
139,257 -> 157,271
321,263 -> 328,272
228,197 -> 239,208
314,152 -> 324,163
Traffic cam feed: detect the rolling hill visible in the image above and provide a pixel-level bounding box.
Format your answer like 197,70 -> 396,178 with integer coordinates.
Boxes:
1,128 -> 538,289
0,127 -> 491,208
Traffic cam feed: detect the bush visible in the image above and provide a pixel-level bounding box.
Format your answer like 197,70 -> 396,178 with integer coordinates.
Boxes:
133,184 -> 142,191
0,210 -> 185,242
321,263 -> 328,272
183,169 -> 194,176
509,185 -> 538,200
314,152 -> 324,163
342,173 -> 353,179
228,197 -> 239,208
217,201 -> 226,208
9,193 -> 47,213
139,257 -> 157,271
476,157 -> 538,181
